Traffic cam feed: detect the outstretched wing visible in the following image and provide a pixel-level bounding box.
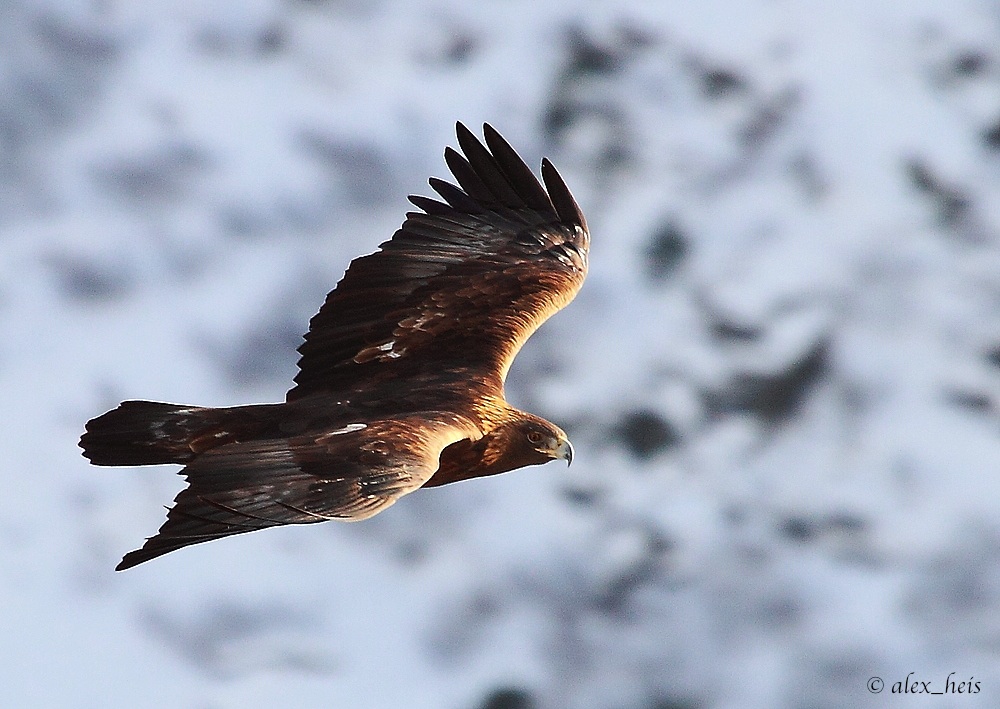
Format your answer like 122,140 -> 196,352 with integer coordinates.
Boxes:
287,122 -> 588,404
116,413 -> 477,570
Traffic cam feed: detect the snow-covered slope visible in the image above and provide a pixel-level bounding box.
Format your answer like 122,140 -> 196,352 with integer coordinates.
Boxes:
2,1 -> 1000,707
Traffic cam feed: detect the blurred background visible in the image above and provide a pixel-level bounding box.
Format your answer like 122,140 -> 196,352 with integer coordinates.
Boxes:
2,0 -> 1000,707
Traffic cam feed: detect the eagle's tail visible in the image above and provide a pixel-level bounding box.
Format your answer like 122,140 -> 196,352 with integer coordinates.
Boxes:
80,400 -> 212,466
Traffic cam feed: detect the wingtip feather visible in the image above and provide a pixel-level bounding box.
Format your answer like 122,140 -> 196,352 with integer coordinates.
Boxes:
482,124 -> 554,213
541,158 -> 587,230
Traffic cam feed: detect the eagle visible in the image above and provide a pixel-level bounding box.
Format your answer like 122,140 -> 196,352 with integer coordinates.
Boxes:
81,123 -> 589,570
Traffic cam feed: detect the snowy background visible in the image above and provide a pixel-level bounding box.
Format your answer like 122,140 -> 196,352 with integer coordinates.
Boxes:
2,0 -> 1000,707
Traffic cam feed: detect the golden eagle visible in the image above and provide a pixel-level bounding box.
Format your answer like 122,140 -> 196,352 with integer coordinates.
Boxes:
81,123 -> 589,570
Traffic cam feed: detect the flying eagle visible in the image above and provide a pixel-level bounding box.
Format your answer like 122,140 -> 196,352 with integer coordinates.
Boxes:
81,123 -> 589,570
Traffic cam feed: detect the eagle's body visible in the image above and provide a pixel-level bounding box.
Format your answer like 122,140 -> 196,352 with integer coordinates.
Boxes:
81,123 -> 589,570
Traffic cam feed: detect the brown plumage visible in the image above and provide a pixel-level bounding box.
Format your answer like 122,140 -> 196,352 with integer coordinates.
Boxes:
80,123 -> 589,570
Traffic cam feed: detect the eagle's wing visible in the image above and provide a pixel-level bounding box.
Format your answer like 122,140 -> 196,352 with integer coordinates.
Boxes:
287,122 -> 588,403
115,413 -> 477,570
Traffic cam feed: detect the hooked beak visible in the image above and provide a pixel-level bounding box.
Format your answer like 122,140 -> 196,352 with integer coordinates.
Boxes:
555,438 -> 574,466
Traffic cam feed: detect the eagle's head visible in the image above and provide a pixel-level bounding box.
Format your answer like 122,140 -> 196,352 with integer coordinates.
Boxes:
507,415 -> 573,467
424,413 -> 573,488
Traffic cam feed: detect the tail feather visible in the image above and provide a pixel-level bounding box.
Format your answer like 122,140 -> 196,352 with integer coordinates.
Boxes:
80,400 -> 211,466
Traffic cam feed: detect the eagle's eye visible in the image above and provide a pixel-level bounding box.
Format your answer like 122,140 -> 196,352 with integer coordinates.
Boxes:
527,431 -> 544,444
